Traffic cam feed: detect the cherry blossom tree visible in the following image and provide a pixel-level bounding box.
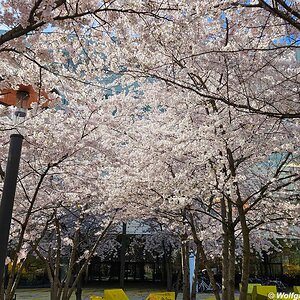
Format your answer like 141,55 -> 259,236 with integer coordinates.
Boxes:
101,83 -> 300,300
0,1 -> 298,119
0,2 -> 299,300
105,1 -> 299,119
0,0 -> 180,108
224,0 -> 300,31
0,93 -> 130,300
33,205 -> 116,300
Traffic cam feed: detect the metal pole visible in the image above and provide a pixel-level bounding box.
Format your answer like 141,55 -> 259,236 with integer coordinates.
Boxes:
189,251 -> 195,296
0,134 -> 23,287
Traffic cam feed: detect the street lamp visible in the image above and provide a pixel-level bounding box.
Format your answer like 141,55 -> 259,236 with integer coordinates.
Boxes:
0,85 -> 49,287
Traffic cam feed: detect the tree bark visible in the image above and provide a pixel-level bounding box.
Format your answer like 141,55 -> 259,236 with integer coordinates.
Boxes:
197,243 -> 221,300
4,158 -> 66,300
62,228 -> 80,300
166,258 -> 172,291
119,222 -> 127,289
181,239 -> 190,300
221,195 -> 230,300
174,269 -> 181,300
5,169 -> 51,300
75,273 -> 83,300
228,225 -> 236,300
0,272 -> 5,300
237,205 -> 251,300
222,229 -> 230,300
227,200 -> 236,300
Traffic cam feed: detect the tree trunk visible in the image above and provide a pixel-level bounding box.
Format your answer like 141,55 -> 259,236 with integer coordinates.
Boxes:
119,222 -> 126,289
239,231 -> 250,300
227,199 -> 235,300
222,228 -> 230,300
226,147 -> 250,300
166,257 -> 172,291
221,224 -> 236,300
0,273 -> 5,300
221,195 -> 232,300
75,273 -> 83,300
228,226 -> 236,300
4,168 -> 52,300
238,208 -> 251,300
188,213 -> 221,300
181,240 -> 190,300
50,282 -> 59,300
174,270 -> 181,300
5,260 -> 29,300
84,265 -> 89,284
197,243 -> 221,300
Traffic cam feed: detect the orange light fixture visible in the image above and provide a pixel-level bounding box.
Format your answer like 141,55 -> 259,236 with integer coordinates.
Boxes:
0,84 -> 49,109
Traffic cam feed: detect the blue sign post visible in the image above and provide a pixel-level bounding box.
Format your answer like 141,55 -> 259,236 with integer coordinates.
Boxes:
296,49 -> 300,63
189,251 -> 196,295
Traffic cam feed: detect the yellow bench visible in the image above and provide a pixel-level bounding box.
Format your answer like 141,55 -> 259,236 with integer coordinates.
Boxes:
90,296 -> 103,300
252,285 -> 277,300
146,292 -> 175,300
294,287 -> 300,294
240,283 -> 262,300
104,289 -> 129,300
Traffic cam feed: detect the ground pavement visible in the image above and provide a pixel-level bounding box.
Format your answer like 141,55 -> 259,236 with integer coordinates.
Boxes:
13,288 -> 216,300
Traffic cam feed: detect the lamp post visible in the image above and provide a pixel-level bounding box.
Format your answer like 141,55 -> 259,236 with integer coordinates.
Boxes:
0,90 -> 30,288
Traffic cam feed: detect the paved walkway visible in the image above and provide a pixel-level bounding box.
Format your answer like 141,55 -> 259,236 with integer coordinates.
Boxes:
14,288 -> 216,299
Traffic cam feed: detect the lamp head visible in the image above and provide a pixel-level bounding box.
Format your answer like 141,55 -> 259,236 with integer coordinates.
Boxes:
15,90 -> 29,118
